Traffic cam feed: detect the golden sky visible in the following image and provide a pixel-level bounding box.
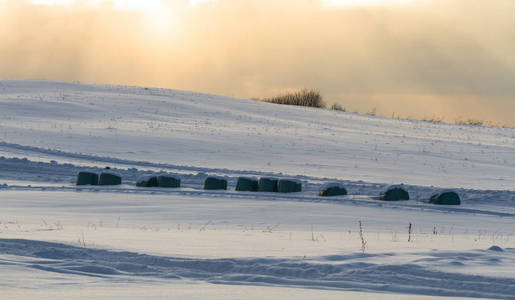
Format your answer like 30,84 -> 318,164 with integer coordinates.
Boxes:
1,0 -> 514,125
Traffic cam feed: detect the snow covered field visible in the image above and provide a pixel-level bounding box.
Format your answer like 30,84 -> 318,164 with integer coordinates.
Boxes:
0,80 -> 514,299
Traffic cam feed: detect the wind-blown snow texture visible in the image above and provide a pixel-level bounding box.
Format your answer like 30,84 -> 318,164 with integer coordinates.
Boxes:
0,80 -> 513,189
0,80 -> 514,299
1,239 -> 514,299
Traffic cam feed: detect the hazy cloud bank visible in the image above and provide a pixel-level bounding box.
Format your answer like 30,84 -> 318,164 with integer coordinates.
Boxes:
1,0 -> 514,124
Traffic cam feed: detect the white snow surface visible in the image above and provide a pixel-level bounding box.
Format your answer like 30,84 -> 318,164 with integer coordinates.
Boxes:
0,80 -> 514,299
0,80 -> 513,190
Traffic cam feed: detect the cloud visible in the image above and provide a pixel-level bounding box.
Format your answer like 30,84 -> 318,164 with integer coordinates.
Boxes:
1,0 -> 514,125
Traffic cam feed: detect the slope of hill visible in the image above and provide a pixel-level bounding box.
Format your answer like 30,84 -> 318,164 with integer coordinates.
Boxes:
0,80 -> 513,190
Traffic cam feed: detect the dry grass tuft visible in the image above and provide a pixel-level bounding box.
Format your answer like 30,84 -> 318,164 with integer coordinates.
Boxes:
254,90 -> 513,128
261,89 -> 325,108
330,103 -> 346,111
454,118 -> 485,126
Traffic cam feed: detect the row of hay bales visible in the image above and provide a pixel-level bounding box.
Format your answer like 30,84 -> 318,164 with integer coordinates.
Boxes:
379,185 -> 461,205
136,175 -> 181,188
76,172 -> 460,205
76,171 -> 122,186
76,173 -> 303,193
207,176 -> 303,193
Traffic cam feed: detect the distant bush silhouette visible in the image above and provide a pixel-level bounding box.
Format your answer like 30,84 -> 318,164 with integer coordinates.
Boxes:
454,118 -> 484,126
255,89 -> 513,128
263,89 -> 325,108
422,116 -> 445,124
366,108 -> 377,116
330,103 -> 346,111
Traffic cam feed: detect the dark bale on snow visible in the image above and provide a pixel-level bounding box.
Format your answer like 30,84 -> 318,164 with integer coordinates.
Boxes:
430,191 -> 461,205
136,176 -> 158,187
258,177 -> 278,192
158,175 -> 181,188
319,183 -> 347,197
277,179 -> 302,193
236,177 -> 258,192
99,172 -> 122,186
380,185 -> 409,201
204,176 -> 227,190
76,172 -> 98,186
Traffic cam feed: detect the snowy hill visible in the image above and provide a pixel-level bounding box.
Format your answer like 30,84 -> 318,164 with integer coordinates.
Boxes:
0,80 -> 513,190
0,80 -> 514,299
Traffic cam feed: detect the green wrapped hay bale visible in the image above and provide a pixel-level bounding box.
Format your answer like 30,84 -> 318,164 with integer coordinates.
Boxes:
99,172 -> 122,186
157,175 -> 181,188
429,191 -> 461,205
236,177 -> 258,192
204,176 -> 227,190
258,177 -> 278,192
319,183 -> 347,197
76,172 -> 98,186
277,179 -> 302,193
379,185 -> 409,201
136,176 -> 158,187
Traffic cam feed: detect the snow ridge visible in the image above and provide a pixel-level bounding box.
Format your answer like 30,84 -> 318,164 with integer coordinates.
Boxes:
1,239 -> 514,299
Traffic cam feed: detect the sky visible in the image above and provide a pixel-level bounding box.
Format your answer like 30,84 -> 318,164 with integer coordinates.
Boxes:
1,0 -> 514,125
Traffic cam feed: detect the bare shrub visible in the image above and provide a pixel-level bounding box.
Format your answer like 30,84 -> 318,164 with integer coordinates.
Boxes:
366,108 -> 377,116
330,103 -> 346,111
262,89 -> 325,108
455,118 -> 485,126
422,116 -> 445,123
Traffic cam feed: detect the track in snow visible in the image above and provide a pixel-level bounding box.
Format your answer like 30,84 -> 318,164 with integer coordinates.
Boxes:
1,154 -> 515,218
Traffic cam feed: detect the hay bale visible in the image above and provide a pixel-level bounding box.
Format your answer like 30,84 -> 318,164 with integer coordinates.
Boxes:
76,172 -> 98,186
429,191 -> 461,205
99,172 -> 122,186
258,177 -> 278,192
236,177 -> 258,192
204,176 -> 227,190
136,176 -> 158,187
158,175 -> 181,188
379,185 -> 409,201
319,183 -> 347,197
277,179 -> 302,193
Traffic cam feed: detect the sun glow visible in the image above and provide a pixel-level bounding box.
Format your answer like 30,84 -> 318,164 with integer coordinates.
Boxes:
111,0 -> 176,36
29,0 -> 74,4
111,0 -> 165,12
27,0 -> 177,36
29,0 -> 165,10
323,0 -> 415,6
